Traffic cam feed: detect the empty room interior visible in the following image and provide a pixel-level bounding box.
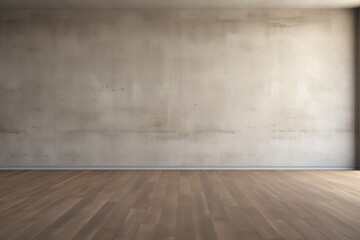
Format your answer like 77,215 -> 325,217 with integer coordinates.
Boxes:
1,0 -> 360,240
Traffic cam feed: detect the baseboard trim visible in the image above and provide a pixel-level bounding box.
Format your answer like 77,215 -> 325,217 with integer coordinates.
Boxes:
0,166 -> 355,170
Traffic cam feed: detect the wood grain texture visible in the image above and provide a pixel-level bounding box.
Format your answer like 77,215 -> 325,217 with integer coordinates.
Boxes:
0,170 -> 359,240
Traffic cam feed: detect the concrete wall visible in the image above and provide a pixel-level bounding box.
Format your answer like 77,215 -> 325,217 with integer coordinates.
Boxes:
0,9 -> 357,167
358,8 -> 360,170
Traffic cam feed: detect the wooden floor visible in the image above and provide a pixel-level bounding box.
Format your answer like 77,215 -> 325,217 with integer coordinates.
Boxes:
0,171 -> 359,240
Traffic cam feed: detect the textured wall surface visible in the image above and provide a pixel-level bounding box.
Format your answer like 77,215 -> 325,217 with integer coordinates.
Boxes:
0,9 -> 357,167
1,0 -> 360,9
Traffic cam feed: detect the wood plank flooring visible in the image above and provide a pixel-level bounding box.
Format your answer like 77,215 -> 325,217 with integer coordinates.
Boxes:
0,170 -> 359,240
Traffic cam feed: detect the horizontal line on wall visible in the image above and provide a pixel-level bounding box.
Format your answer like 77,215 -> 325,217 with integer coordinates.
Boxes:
0,166 -> 355,170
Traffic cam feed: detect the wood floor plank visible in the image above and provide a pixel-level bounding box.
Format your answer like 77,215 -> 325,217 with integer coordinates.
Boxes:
212,219 -> 239,240
71,202 -> 117,240
153,173 -> 179,239
285,216 -> 330,240
92,229 -> 117,240
133,224 -> 157,240
191,189 -> 219,240
175,205 -> 196,240
267,219 -> 306,240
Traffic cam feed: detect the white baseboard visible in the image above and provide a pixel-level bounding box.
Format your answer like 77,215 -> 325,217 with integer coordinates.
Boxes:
0,166 -> 355,170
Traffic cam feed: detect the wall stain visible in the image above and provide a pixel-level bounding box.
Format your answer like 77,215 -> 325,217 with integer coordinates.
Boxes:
0,129 -> 21,134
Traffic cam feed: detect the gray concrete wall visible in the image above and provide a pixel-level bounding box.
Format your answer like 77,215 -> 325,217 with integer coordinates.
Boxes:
358,8 -> 360,170
0,9 -> 357,167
